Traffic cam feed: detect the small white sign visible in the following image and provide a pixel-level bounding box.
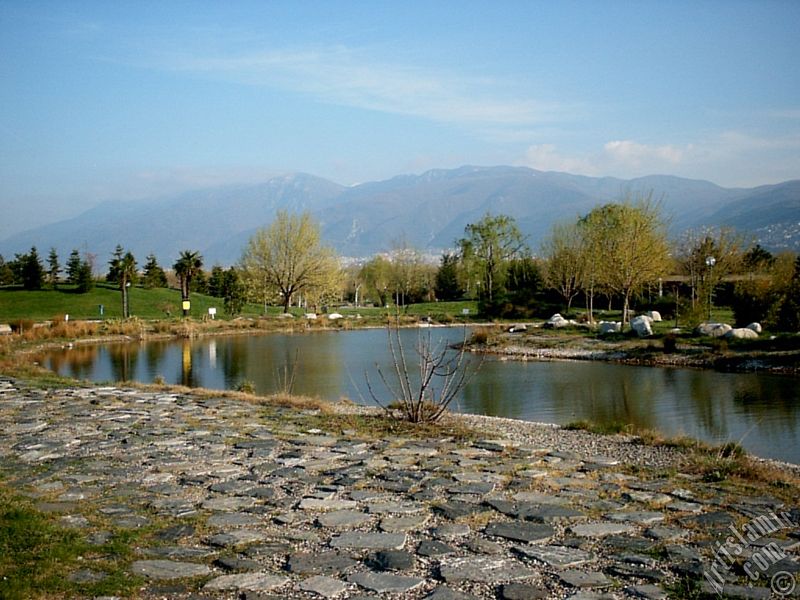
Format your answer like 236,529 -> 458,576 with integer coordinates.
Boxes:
462,309 -> 470,315
208,307 -> 217,319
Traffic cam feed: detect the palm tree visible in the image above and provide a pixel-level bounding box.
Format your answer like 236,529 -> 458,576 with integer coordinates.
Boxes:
173,250 -> 203,316
109,248 -> 137,318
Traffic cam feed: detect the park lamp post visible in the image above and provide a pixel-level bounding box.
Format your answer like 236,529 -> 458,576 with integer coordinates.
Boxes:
705,256 -> 716,321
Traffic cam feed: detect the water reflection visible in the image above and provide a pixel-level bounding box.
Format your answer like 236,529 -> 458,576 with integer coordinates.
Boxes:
44,329 -> 800,464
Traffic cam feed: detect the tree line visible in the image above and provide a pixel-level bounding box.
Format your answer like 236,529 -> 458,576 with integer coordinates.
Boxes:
2,199 -> 799,331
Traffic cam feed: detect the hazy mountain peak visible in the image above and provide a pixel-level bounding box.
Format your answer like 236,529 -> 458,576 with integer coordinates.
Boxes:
1,166 -> 797,264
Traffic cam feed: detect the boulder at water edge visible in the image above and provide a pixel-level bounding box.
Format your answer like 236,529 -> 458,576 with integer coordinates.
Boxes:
545,314 -> 571,329
631,315 -> 653,338
695,322 -> 732,338
597,321 -> 622,335
746,322 -> 762,334
724,328 -> 759,340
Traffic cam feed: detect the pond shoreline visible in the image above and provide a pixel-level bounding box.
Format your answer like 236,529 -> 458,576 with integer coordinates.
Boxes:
466,330 -> 800,376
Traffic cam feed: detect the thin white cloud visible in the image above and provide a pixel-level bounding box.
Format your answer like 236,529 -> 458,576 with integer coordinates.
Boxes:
603,140 -> 686,167
521,144 -> 599,175
520,132 -> 800,186
160,46 -> 563,128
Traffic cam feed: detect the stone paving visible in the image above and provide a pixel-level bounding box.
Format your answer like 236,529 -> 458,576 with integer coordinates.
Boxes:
1,377 -> 799,599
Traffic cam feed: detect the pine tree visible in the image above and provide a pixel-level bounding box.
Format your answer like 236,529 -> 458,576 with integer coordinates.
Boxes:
21,247 -> 45,290
434,253 -> 462,301
47,247 -> 60,288
208,265 -> 225,298
141,254 -> 168,288
66,249 -> 83,284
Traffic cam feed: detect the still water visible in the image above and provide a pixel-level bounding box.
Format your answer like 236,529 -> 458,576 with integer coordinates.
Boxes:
46,328 -> 800,464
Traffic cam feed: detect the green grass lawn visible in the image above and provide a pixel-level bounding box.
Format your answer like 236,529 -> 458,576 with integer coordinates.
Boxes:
0,284 -> 263,322
0,285 -> 480,324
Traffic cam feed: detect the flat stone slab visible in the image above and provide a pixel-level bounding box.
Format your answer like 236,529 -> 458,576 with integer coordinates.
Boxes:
626,584 -> 669,600
348,571 -> 425,593
425,586 -> 483,600
287,552 -> 359,575
559,570 -> 612,588
500,582 -> 550,599
299,498 -> 358,511
379,514 -> 429,532
571,522 -> 637,538
439,556 -> 537,583
317,509 -> 372,528
299,575 -> 349,598
202,496 -> 257,511
330,532 -> 406,550
485,521 -> 555,543
130,560 -> 211,580
207,512 -> 263,528
203,572 -> 289,592
206,529 -> 267,547
514,544 -> 595,569
367,501 -> 425,514
607,511 -> 665,525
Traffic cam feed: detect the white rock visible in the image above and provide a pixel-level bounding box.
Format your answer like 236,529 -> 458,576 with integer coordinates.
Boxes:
630,315 -> 653,338
724,327 -> 759,340
304,313 -> 317,320
328,313 -> 344,320
545,314 -> 570,329
597,321 -> 621,335
645,310 -> 662,322
695,322 -> 732,337
746,322 -> 762,334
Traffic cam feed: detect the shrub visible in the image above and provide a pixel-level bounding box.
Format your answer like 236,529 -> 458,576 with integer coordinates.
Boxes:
235,380 -> 256,394
662,333 -> 677,354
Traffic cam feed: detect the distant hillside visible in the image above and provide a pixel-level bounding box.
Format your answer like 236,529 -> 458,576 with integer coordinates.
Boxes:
710,180 -> 800,251
1,166 -> 798,265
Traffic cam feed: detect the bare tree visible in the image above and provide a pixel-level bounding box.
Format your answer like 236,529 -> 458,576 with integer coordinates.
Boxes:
541,221 -> 585,314
366,319 -> 480,423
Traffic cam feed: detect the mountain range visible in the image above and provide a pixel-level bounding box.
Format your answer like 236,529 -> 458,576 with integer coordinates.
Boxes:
2,166 -> 799,266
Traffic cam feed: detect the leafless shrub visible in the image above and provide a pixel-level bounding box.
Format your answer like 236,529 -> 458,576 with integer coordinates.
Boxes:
366,318 -> 480,423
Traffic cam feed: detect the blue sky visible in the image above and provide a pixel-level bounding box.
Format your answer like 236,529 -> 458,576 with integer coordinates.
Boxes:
1,1 -> 799,237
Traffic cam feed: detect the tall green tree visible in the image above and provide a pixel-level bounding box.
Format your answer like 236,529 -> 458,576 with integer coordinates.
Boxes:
222,267 -> 246,315
580,195 -> 670,326
240,211 -> 339,313
434,253 -> 463,301
18,247 -> 45,290
0,255 -> 12,285
778,255 -> 800,332
141,254 -> 168,288
173,250 -> 203,316
75,261 -> 94,293
360,256 -> 393,307
458,213 -> 527,316
675,227 -> 743,319
66,249 -> 83,284
109,248 -> 137,318
47,247 -> 60,288
207,265 -> 226,298
106,245 -> 125,284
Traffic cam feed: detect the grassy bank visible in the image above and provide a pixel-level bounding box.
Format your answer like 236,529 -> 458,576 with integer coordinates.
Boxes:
0,284 -> 479,323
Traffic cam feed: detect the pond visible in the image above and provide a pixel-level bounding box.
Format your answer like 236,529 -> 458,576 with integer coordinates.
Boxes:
45,327 -> 800,464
